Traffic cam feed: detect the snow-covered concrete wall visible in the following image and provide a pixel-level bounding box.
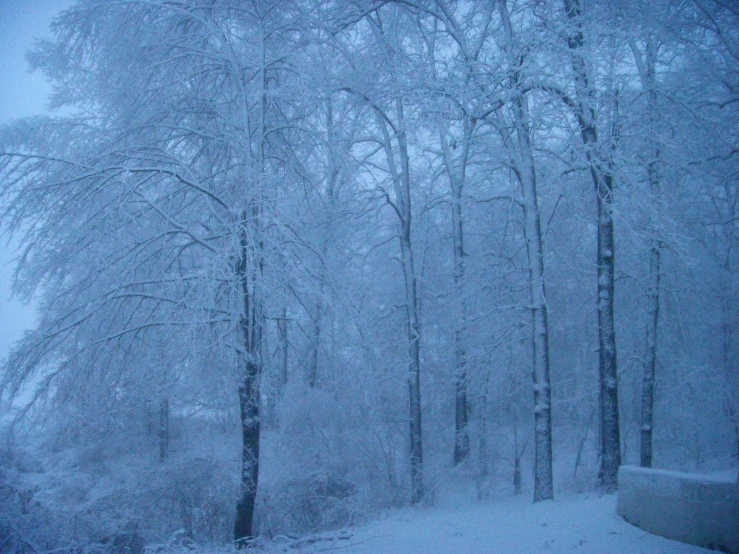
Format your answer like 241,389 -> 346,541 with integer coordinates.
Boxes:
617,465 -> 739,553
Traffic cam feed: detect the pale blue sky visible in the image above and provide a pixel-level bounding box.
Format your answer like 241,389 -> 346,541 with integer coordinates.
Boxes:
0,0 -> 73,360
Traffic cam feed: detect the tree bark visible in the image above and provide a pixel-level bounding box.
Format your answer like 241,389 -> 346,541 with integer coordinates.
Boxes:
436,115 -> 474,466
233,29 -> 268,542
595,173 -> 620,491
398,108 -> 424,504
278,307 -> 288,389
158,398 -> 169,462
519,143 -> 554,503
722,239 -> 739,460
564,0 -> 621,491
498,0 -> 554,502
640,244 -> 660,467
377,97 -> 424,504
234,217 -> 263,544
637,38 -> 661,469
308,103 -> 339,389
235,359 -> 260,544
308,281 -> 324,388
402,228 -> 424,505
452,189 -> 470,466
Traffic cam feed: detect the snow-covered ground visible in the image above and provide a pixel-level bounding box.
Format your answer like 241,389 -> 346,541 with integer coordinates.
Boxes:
287,493 -> 710,553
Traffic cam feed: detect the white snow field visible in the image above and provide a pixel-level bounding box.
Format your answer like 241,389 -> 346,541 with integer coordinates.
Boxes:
288,493 -> 711,553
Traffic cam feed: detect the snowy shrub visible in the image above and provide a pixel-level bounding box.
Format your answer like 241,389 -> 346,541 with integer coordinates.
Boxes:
0,471 -> 46,553
258,472 -> 358,536
0,446 -> 64,553
139,457 -> 236,544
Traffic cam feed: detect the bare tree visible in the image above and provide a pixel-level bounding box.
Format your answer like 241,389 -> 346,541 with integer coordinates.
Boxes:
563,0 -> 622,491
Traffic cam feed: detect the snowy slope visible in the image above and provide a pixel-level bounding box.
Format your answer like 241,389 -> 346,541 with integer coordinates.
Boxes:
290,493 -> 710,553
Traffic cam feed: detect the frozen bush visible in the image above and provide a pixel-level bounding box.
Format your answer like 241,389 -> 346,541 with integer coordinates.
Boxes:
258,472 -> 358,536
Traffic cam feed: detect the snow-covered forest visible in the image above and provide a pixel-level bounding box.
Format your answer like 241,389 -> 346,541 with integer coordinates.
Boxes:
0,0 -> 737,551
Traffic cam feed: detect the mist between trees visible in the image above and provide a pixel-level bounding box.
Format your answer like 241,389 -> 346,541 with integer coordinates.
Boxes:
0,0 -> 737,551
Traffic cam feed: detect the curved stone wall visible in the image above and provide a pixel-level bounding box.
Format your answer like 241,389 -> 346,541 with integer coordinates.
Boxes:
617,465 -> 739,553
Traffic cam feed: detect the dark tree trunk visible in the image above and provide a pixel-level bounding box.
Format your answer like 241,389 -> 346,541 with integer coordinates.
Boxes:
308,305 -> 321,388
278,307 -> 288,389
454,351 -> 470,465
234,359 -> 260,544
452,189 -> 469,466
407,325 -> 424,504
234,215 -> 263,545
640,245 -> 660,468
399,179 -> 424,505
635,38 -> 661,470
513,456 -> 522,496
722,263 -> 739,461
308,258 -> 325,388
158,398 -> 169,462
595,176 -> 620,490
564,0 -> 621,492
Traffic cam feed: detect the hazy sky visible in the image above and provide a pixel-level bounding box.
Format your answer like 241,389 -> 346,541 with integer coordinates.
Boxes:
0,0 -> 73,360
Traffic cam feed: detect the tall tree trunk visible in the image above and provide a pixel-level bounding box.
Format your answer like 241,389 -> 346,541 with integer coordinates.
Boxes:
498,0 -> 554,502
234,51 -> 267,542
423,13 -> 474,469
233,31 -> 269,542
234,216 -> 263,544
401,230 -> 424,504
521,163 -> 554,502
640,245 -> 660,467
595,174 -> 620,491
377,97 -> 424,504
717,164 -> 739,460
514,137 -> 554,501
437,115 -> 475,466
398,106 -> 424,505
452,197 -> 470,466
564,0 -> 621,492
235,359 -> 260,544
722,243 -> 739,460
308,101 -> 340,389
638,39 -> 661,469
